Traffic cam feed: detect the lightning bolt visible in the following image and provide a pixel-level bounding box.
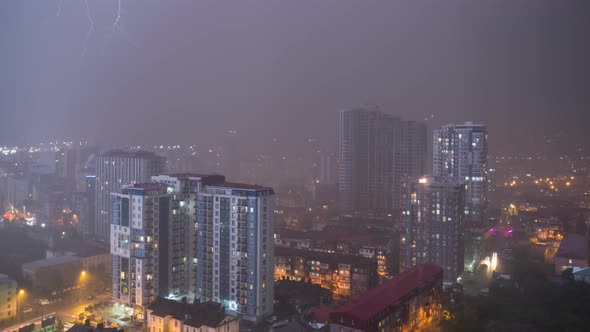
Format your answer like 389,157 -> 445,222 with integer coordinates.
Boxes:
113,0 -> 122,31
108,0 -> 138,49
56,0 -> 63,17
81,0 -> 95,60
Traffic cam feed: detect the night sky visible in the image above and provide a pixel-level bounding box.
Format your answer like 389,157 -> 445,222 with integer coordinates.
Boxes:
1,0 -> 588,154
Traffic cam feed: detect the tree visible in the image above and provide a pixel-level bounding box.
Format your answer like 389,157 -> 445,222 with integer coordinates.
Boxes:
485,320 -> 506,332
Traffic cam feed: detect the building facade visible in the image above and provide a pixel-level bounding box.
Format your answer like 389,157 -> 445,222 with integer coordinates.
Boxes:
150,174 -> 228,300
274,229 -> 394,279
326,264 -> 443,332
433,122 -> 488,225
111,183 -> 172,316
146,298 -> 239,332
110,174 -> 275,323
22,256 -> 84,294
95,150 -> 165,242
0,274 -> 17,323
400,177 -> 465,284
195,182 -> 274,323
339,108 -> 427,216
81,174 -> 96,237
274,247 -> 378,299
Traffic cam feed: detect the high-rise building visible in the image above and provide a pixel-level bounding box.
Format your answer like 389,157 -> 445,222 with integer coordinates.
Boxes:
81,174 -> 96,237
400,176 -> 465,284
339,108 -> 427,216
339,108 -> 395,214
109,173 -> 274,323
110,183 -> 171,317
150,174 -> 225,299
433,122 -> 488,225
319,152 -> 337,185
394,120 -> 428,211
398,120 -> 428,178
95,150 -> 165,241
195,181 -> 274,323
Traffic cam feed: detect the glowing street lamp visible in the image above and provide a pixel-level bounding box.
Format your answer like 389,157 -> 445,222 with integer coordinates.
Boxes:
17,289 -> 25,320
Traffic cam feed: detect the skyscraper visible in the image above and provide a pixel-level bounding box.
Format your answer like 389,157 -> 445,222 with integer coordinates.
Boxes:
400,176 -> 465,283
433,122 -> 488,225
95,150 -> 166,241
111,183 -> 171,317
339,108 -> 427,216
150,173 -> 226,299
394,120 -> 428,211
195,181 -> 275,323
110,173 -> 275,323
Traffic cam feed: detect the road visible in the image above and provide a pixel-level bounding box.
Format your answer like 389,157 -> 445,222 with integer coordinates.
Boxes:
3,292 -> 112,331
462,225 -> 517,296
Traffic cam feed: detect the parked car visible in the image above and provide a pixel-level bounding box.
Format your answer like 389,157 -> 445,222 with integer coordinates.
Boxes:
34,298 -> 50,305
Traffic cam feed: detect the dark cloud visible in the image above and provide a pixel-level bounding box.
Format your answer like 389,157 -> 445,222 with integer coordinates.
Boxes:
1,0 -> 588,154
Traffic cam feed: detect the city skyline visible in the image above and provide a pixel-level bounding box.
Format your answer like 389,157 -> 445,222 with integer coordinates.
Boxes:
1,1 -> 589,331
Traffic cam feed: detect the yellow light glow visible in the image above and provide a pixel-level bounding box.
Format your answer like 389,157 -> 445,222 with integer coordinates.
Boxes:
419,178 -> 428,184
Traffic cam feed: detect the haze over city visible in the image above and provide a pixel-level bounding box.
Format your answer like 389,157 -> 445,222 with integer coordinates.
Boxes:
1,1 -> 589,332
2,0 -> 589,155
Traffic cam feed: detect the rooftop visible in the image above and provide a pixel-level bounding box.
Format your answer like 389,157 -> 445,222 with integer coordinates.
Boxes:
51,240 -> 109,258
573,267 -> 590,277
218,181 -> 273,191
147,297 -> 234,328
443,122 -> 486,128
123,183 -> 168,190
165,173 -> 226,186
100,149 -> 164,159
0,274 -> 16,283
277,229 -> 392,247
22,255 -> 81,270
329,263 -> 443,321
275,246 -> 376,267
555,234 -> 588,260
155,174 -> 270,191
67,324 -> 120,332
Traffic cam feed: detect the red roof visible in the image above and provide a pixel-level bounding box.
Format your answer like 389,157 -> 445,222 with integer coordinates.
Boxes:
330,263 -> 443,321
313,305 -> 333,323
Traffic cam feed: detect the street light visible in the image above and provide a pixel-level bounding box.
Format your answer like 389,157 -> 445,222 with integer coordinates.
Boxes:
17,289 -> 25,321
79,271 -> 88,301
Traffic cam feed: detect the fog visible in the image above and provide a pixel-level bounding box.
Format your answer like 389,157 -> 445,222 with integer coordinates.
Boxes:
1,0 -> 588,155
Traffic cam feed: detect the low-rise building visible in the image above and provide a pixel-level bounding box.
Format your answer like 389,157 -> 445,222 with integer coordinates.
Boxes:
326,263 -> 443,332
47,239 -> 112,272
0,274 -> 17,323
275,229 -> 395,279
67,322 -> 121,332
22,256 -> 84,294
274,247 -> 378,299
146,297 -> 239,332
